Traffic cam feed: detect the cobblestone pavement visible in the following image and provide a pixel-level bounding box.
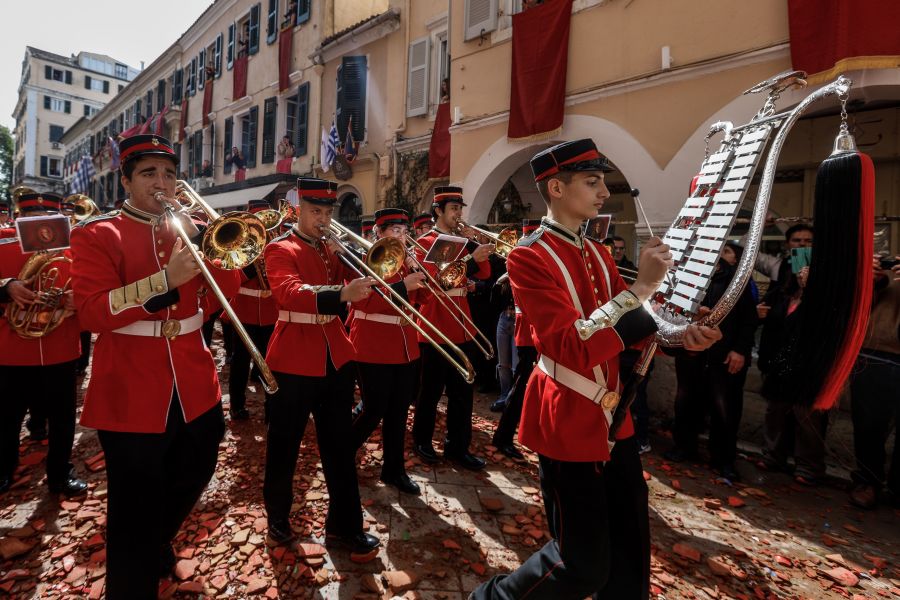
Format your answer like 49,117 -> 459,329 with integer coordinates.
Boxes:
1,335 -> 898,599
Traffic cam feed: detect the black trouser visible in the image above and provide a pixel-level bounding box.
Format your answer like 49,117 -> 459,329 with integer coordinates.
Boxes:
76,330 -> 92,372
98,399 -> 224,600
850,351 -> 900,493
263,361 -> 363,537
0,361 -> 77,487
672,352 -> 747,467
228,323 -> 274,412
761,382 -> 829,480
493,346 -> 537,448
354,360 -> 419,478
413,341 -> 478,454
471,437 -> 649,599
618,349 -> 655,445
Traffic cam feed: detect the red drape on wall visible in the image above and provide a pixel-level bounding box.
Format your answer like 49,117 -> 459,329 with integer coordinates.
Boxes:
428,102 -> 451,179
507,0 -> 573,141
279,28 -> 293,92
233,55 -> 248,100
180,99 -> 188,142
788,0 -> 900,83
202,81 -> 213,126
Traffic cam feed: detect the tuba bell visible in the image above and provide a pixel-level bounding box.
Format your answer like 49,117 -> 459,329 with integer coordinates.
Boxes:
5,251 -> 73,338
63,194 -> 100,225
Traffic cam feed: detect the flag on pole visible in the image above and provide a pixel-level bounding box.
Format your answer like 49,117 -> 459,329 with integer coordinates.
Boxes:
320,127 -> 330,173
322,119 -> 339,171
344,115 -> 357,162
109,136 -> 121,170
72,155 -> 95,194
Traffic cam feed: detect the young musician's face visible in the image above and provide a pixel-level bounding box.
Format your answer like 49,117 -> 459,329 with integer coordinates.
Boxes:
436,202 -> 463,229
379,224 -> 408,240
415,224 -> 430,237
297,201 -> 334,239
553,171 -> 609,222
121,157 -> 178,214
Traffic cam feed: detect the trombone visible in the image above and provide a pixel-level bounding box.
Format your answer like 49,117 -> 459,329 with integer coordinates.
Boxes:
403,234 -> 495,360
63,194 -> 100,225
456,220 -> 519,258
244,200 -> 294,292
326,221 -> 476,383
157,180 -> 279,394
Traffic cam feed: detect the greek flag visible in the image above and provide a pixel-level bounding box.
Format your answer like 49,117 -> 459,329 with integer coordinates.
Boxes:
72,155 -> 95,194
321,119 -> 339,172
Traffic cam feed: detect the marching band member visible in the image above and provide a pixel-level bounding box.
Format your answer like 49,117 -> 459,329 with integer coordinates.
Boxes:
412,186 -> 493,470
227,199 -> 279,420
471,139 -> 721,599
413,213 -> 433,239
70,134 -> 241,599
361,217 -> 376,243
262,177 -> 380,556
350,208 -> 425,495
0,201 -> 11,228
0,192 -> 86,498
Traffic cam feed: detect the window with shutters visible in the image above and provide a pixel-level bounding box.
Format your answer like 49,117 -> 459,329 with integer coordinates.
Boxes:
157,79 -> 166,111
215,34 -> 223,77
248,4 -> 261,55
146,91 -> 154,118
198,49 -> 207,90
48,157 -> 62,178
406,37 -> 430,117
223,117 -> 234,174
85,76 -> 108,93
173,69 -> 183,103
296,0 -> 311,25
294,82 -> 309,155
336,56 -> 367,144
192,130 -> 204,178
464,0 -> 498,41
241,107 -> 258,168
49,125 -> 64,143
189,58 -> 197,96
134,100 -> 142,125
45,66 -> 65,82
262,97 -> 277,164
45,96 -> 70,113
266,0 -> 279,44
227,23 -> 236,69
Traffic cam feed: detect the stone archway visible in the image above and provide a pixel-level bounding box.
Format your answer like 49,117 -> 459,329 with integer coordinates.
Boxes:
336,184 -> 364,231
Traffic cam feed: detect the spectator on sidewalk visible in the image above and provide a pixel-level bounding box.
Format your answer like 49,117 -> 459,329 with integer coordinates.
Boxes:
665,242 -> 757,481
756,263 -> 829,485
849,256 -> 900,509
490,273 -> 517,413
747,223 -> 813,288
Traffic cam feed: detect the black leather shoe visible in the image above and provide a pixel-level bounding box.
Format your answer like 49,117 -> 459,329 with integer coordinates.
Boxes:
496,444 -> 525,461
231,407 -> 250,420
445,451 -> 486,471
49,477 -> 88,497
489,399 -> 507,413
159,544 -> 176,577
381,473 -> 421,495
327,532 -> 380,554
414,444 -> 440,464
29,428 -> 48,442
267,520 -> 296,545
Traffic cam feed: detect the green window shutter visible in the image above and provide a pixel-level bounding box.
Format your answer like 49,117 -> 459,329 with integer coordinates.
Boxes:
267,0 -> 278,44
224,117 -> 234,174
65,70 -> 72,84
295,82 -> 309,156
337,56 -> 367,143
215,33 -> 223,77
64,100 -> 71,114
45,65 -> 52,79
40,156 -> 48,176
297,0 -> 311,24
247,106 -> 259,168
262,97 -> 277,164
249,4 -> 261,55
103,80 -> 110,94
84,75 -> 91,89
227,23 -> 235,69
44,95 -> 51,109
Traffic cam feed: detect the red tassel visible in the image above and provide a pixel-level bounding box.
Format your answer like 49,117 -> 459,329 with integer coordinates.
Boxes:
813,153 -> 875,410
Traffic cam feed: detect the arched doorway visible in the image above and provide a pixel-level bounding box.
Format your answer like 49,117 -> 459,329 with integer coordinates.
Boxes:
337,189 -> 363,232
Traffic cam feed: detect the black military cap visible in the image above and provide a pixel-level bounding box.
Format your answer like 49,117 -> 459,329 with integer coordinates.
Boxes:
296,177 -> 338,205
118,134 -> 178,168
374,208 -> 410,227
530,138 -> 613,182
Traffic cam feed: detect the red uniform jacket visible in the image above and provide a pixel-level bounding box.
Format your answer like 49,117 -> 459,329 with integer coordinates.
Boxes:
350,263 -> 421,364
264,228 -> 356,376
0,243 -> 81,366
514,306 -> 535,348
414,228 -> 490,345
508,219 -> 657,462
70,204 -> 241,433
230,267 -> 278,326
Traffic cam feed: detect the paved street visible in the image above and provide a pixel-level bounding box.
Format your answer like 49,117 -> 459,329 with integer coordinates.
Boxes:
1,335 -> 899,599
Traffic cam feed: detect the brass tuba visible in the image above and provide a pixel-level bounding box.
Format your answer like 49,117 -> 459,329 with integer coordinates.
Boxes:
63,194 -> 100,225
5,251 -> 73,338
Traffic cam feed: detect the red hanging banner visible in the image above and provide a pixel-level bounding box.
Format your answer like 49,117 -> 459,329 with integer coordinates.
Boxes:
507,0 -> 573,141
789,0 -> 900,83
279,28 -> 294,92
428,102 -> 451,178
233,55 -> 249,100
203,81 -> 214,126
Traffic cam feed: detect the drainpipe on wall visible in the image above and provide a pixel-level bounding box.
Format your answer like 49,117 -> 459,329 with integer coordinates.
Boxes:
391,0 -> 412,198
